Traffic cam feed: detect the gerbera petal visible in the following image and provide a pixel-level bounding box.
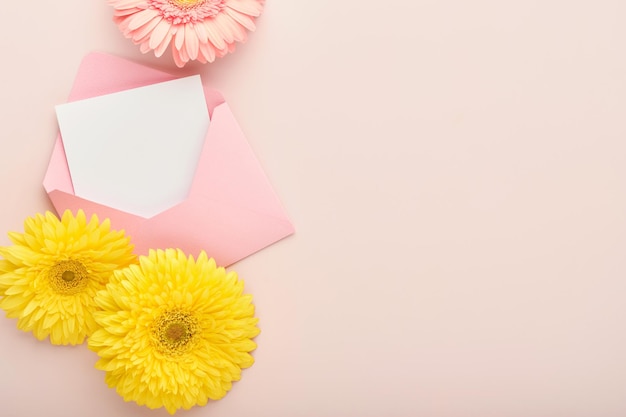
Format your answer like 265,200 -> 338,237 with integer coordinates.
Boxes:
199,42 -> 216,63
43,311 -> 60,329
133,15 -> 163,43
224,7 -> 256,32
0,294 -> 29,311
213,47 -> 228,60
203,20 -> 227,50
178,42 -> 191,63
128,8 -> 160,31
223,12 -> 248,42
114,7 -> 144,17
193,21 -> 209,44
154,30 -> 173,57
174,25 -> 185,51
0,246 -> 35,265
226,0 -> 264,17
148,19 -> 171,49
139,41 -> 152,54
185,24 -> 199,60
7,231 -> 26,246
212,14 -> 236,43
116,17 -> 133,34
109,0 -> 146,10
171,46 -> 186,68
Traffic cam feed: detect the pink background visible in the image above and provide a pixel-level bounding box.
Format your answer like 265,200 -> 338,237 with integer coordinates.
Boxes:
1,1 -> 626,416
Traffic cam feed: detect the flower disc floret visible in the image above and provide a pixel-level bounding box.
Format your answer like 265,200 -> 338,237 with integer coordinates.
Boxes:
149,0 -> 225,24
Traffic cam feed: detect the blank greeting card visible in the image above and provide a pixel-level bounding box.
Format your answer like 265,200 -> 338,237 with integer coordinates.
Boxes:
55,75 -> 209,218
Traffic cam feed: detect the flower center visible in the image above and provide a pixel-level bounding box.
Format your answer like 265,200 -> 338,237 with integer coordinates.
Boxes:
152,310 -> 198,356
169,0 -> 205,8
62,271 -> 75,281
48,260 -> 88,295
150,0 -> 226,24
165,322 -> 187,341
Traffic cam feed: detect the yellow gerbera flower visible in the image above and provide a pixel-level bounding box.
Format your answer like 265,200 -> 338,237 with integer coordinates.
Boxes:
88,249 -> 260,414
0,210 -> 136,345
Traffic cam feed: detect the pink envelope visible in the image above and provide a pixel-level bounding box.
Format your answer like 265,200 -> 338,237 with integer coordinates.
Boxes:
43,52 -> 294,266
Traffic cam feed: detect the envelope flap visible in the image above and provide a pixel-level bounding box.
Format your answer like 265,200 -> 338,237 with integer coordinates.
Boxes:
43,138 -> 73,194
68,52 -> 177,101
191,103 -> 293,223
68,53 -> 226,114
135,196 -> 294,266
47,190 -> 145,237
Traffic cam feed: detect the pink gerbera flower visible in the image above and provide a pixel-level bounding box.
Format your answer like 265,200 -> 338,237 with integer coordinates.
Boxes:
109,0 -> 265,67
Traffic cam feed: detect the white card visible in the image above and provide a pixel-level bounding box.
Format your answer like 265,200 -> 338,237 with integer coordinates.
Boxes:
55,76 -> 210,218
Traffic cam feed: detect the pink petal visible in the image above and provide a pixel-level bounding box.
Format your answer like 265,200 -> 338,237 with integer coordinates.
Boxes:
199,41 -> 216,63
174,25 -> 185,51
193,22 -> 209,44
117,18 -> 133,34
185,24 -> 199,60
213,13 -> 237,43
114,7 -> 143,17
148,19 -> 171,49
109,0 -> 147,11
132,16 -> 162,42
224,7 -> 256,32
226,15 -> 247,42
139,41 -> 151,54
204,20 -> 227,49
178,42 -> 190,63
171,47 -> 186,68
128,8 -> 159,31
225,0 -> 264,17
215,43 -> 233,58
154,31 -> 173,57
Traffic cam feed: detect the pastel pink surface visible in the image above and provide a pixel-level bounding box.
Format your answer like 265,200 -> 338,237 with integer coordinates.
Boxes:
44,52 -> 294,266
3,2 -> 626,416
